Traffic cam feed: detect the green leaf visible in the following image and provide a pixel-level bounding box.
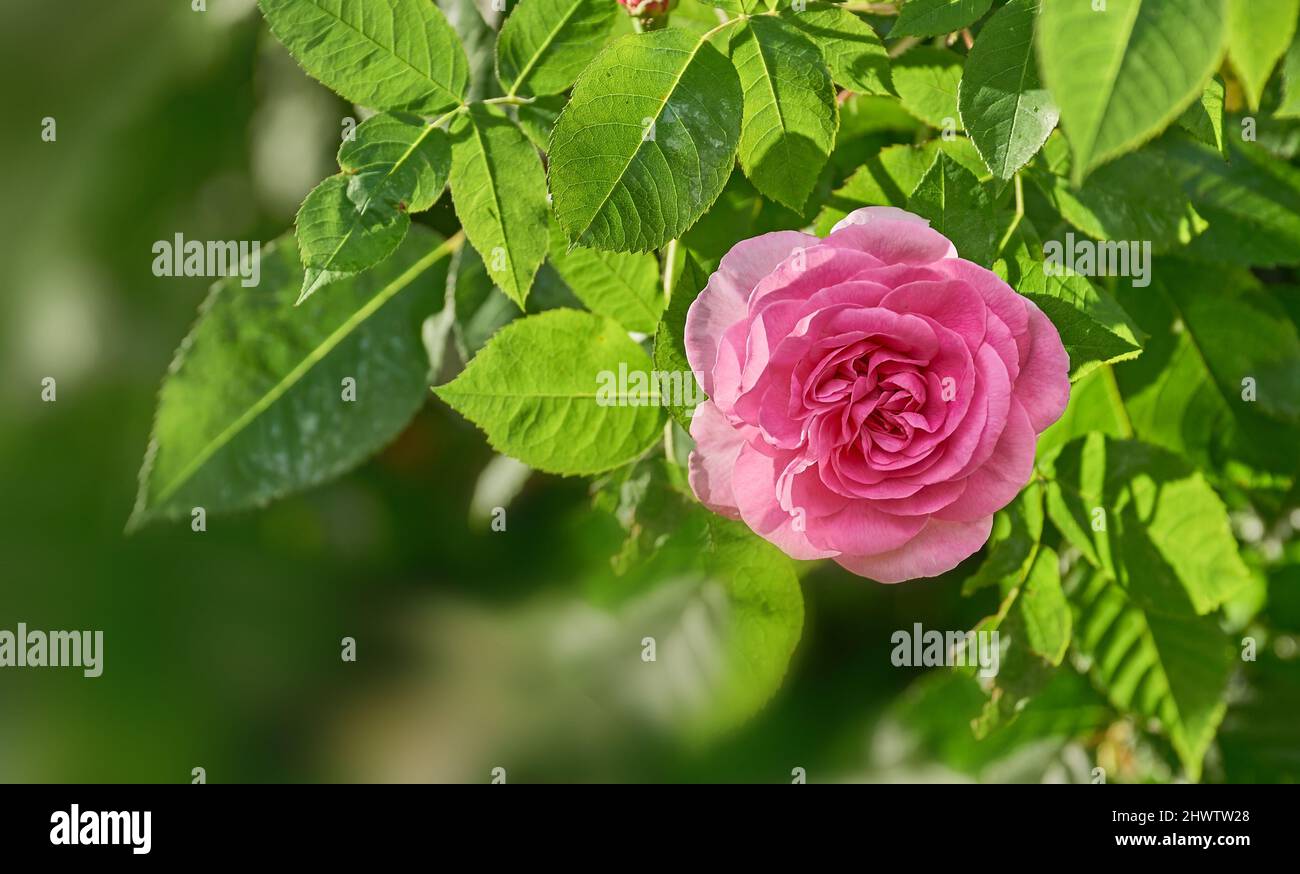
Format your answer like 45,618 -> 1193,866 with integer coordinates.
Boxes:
295,174 -> 409,303
573,505 -> 803,737
1043,433 -> 1254,616
496,0 -> 618,97
434,309 -> 666,474
654,253 -> 710,430
892,47 -> 963,129
338,113 -> 452,213
549,28 -> 744,252
128,228 -> 455,530
814,138 -> 986,234
514,93 -> 567,151
448,104 -> 549,309
889,669 -> 1111,779
730,15 -> 839,211
438,0 -> 499,101
1176,75 -> 1227,156
996,243 -> 1145,382
958,0 -> 1058,180
1133,259 -> 1300,427
893,0 -> 993,38
1067,566 -> 1233,781
695,515 -> 804,737
1029,134 -> 1208,253
1016,270 -> 1143,381
907,151 -> 997,264
257,0 -> 469,114
1278,35 -> 1300,118
1016,545 -> 1071,666
964,480 -> 1044,595
546,220 -> 663,333
1154,136 -> 1300,267
1037,0 -> 1227,184
1035,366 -> 1130,463
781,2 -> 892,95
447,244 -> 518,361
1049,261 -> 1300,482
1226,0 -> 1300,110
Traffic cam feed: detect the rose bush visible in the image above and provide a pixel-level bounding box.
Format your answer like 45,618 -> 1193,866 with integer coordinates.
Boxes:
684,207 -> 1070,583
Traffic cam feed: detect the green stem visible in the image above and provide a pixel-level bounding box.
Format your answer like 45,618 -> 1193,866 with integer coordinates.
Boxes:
996,173 -> 1024,256
662,239 -> 679,304
431,104 -> 468,129
483,95 -> 536,107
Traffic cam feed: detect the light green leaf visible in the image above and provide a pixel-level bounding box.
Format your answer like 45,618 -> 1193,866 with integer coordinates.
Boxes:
258,0 -> 469,114
338,112 -> 452,213
1176,75 -> 1227,156
1226,0 -> 1300,110
549,28 -> 744,252
654,253 -> 710,430
1278,35 -> 1300,118
730,15 -> 839,211
1037,0 -> 1227,184
496,0 -> 618,97
907,151 -> 997,264
781,2 -> 892,95
892,47 -> 963,129
1067,566 -> 1233,782
295,174 -> 409,303
1034,366 -> 1130,461
893,0 -> 993,38
129,228 -> 455,530
1016,545 -> 1070,666
546,220 -> 663,333
814,138 -> 985,234
1042,433 -> 1254,617
434,308 -> 666,474
958,0 -> 1058,180
448,104 -> 549,309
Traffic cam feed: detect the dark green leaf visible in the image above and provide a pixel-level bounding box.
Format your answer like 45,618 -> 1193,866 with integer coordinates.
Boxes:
129,227 -> 454,529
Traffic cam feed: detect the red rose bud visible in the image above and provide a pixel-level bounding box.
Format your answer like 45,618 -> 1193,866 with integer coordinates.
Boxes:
618,0 -> 677,28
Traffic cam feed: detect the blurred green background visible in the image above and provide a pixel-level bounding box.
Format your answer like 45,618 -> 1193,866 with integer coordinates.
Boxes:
1,0 -> 1296,784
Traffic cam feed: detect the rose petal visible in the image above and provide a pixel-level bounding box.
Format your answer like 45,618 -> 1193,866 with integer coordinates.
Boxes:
732,444 -> 838,560
830,205 -> 938,234
687,401 -> 747,519
933,400 -> 1035,523
685,230 -> 815,396
1015,299 -> 1071,433
824,218 -> 959,264
834,515 -> 994,583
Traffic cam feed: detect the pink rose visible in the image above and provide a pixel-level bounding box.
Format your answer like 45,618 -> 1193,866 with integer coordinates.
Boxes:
684,207 -> 1070,583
